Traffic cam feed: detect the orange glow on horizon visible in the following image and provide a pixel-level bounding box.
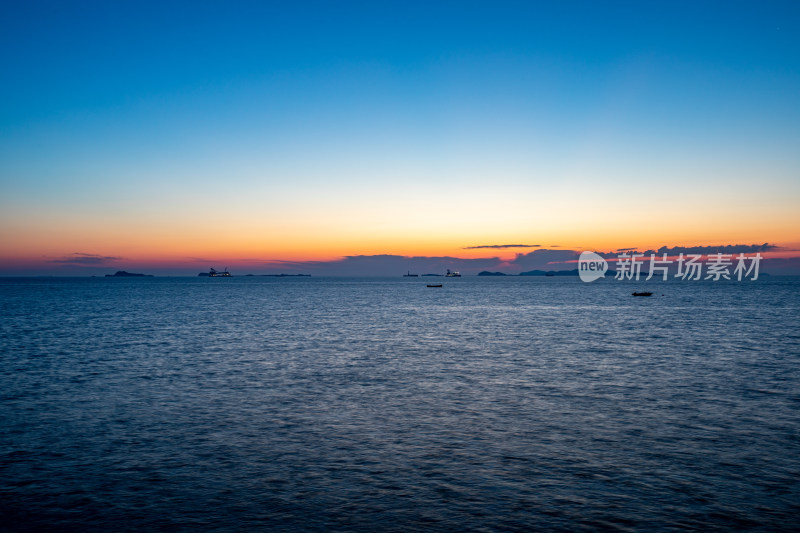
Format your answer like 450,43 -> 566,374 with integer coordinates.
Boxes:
3,237 -> 799,271
2,194 -> 799,270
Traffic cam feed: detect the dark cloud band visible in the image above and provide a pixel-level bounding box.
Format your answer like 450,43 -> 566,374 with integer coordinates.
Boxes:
50,253 -> 121,265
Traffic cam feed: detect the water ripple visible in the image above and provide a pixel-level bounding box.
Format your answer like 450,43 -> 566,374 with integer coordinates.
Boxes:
1,276 -> 799,531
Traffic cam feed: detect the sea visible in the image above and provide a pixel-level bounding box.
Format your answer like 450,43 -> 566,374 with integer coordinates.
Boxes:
1,275 -> 799,531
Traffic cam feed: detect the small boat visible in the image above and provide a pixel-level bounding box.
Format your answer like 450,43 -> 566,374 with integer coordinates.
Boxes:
427,284 -> 443,288
445,269 -> 461,277
403,271 -> 418,277
632,291 -> 653,296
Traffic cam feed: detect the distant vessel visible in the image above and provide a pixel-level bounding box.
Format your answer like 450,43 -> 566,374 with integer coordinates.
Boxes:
445,269 -> 461,277
632,291 -> 653,297
403,271 -> 419,277
427,284 -> 443,288
200,267 -> 231,277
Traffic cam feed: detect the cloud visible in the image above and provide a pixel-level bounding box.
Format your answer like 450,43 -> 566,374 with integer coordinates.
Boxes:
584,243 -> 796,273
595,243 -> 780,258
257,244 -> 783,276
96,243 -> 785,276
502,244 -> 783,272
50,253 -> 122,265
652,243 -> 779,255
260,254 -> 505,276
509,249 -> 580,270
462,244 -> 541,250
760,256 -> 800,274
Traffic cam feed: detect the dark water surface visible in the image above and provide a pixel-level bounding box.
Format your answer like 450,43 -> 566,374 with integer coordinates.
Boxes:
1,276 -> 799,531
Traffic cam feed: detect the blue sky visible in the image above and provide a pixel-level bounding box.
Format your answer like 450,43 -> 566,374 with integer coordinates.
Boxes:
1,1 -> 799,274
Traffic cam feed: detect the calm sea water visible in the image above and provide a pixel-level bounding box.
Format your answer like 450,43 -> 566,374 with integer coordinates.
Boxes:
1,275 -> 799,531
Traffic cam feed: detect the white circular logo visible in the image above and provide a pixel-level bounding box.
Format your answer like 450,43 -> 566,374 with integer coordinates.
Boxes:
579,251 -> 608,282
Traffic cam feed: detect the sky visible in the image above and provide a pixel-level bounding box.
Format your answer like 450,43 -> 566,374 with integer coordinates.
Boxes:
1,1 -> 799,275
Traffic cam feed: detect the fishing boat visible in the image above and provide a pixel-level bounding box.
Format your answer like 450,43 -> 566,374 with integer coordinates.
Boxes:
445,269 -> 461,277
632,291 -> 653,296
427,284 -> 443,288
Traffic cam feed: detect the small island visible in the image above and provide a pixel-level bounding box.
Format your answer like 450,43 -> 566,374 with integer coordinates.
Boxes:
519,269 -> 579,276
518,269 -> 616,276
243,274 -> 311,277
105,271 -> 153,277
478,271 -> 507,276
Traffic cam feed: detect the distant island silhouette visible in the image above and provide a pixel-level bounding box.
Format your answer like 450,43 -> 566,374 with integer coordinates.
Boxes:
476,269 -> 577,276
519,269 -> 617,276
105,271 -> 153,277
519,269 -> 578,276
472,269 -> 619,276
243,274 -> 311,277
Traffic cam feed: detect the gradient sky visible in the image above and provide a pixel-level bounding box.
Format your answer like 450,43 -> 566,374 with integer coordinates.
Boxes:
1,1 -> 799,274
